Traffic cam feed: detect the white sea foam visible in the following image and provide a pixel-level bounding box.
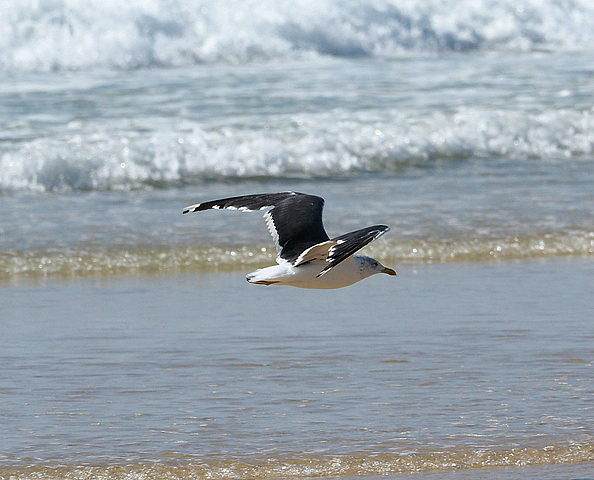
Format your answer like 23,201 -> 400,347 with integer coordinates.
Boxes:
2,108 -> 593,192
2,0 -> 594,72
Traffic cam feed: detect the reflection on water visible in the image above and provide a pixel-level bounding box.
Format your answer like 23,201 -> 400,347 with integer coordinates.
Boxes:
1,259 -> 593,478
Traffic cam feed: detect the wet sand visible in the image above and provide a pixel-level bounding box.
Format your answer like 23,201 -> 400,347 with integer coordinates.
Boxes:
2,258 -> 593,478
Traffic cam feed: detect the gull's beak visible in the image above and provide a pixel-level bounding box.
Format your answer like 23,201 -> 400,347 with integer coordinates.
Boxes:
381,267 -> 397,276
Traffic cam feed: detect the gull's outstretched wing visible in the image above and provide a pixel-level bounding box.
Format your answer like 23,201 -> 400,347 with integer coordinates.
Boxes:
183,192 -> 330,263
317,225 -> 390,277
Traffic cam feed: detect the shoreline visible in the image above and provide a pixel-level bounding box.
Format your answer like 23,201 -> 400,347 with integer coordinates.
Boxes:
2,448 -> 594,479
2,241 -> 593,284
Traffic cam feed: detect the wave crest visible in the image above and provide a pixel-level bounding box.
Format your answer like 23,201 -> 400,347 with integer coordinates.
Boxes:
2,0 -> 594,72
2,108 -> 593,193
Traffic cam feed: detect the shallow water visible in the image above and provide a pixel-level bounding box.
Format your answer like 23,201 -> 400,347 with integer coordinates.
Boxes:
2,259 -> 593,477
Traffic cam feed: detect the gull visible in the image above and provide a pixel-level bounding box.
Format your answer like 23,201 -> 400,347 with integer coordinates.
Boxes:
183,192 -> 396,289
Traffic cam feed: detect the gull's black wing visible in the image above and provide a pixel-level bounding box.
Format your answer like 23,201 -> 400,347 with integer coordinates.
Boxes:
183,192 -> 330,263
318,225 -> 390,277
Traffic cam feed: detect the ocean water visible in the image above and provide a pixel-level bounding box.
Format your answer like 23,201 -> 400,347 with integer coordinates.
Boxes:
1,0 -> 594,478
2,51 -> 594,277
2,2 -> 594,278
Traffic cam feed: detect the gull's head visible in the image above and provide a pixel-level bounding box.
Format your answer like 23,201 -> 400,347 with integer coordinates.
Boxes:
358,255 -> 397,278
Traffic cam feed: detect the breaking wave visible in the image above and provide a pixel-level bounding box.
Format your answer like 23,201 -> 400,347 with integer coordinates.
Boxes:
2,0 -> 594,72
2,108 -> 594,193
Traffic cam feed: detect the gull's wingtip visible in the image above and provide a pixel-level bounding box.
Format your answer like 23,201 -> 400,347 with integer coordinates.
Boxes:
182,203 -> 200,214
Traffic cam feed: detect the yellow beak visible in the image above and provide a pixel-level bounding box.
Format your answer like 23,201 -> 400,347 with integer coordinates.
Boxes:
381,267 -> 397,276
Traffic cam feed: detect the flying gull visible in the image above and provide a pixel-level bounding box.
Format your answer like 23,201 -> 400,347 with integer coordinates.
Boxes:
182,192 -> 396,289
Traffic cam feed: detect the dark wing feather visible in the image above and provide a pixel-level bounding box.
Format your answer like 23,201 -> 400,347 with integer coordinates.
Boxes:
183,192 -> 330,264
317,225 -> 390,277
183,192 -> 297,214
265,193 -> 329,263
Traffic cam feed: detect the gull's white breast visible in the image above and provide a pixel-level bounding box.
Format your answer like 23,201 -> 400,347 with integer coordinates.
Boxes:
246,256 -> 365,289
